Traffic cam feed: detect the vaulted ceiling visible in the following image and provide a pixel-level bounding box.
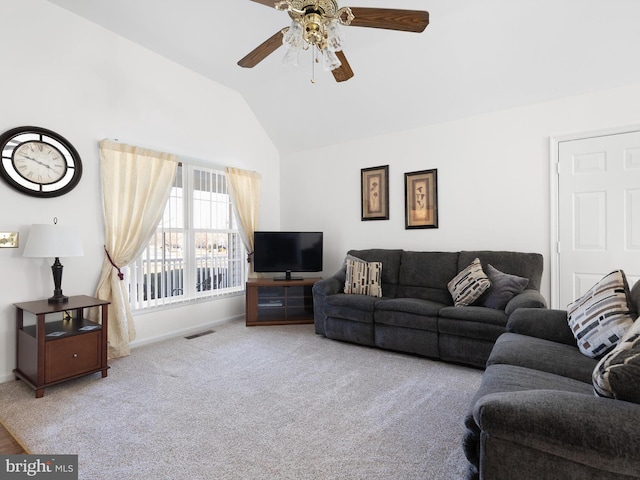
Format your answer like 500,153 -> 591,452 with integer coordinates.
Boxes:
49,0 -> 640,154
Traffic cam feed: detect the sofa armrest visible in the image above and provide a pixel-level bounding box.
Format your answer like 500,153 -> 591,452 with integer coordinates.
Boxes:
474,390 -> 640,477
504,290 -> 547,316
312,276 -> 344,297
507,308 -> 576,346
312,267 -> 346,335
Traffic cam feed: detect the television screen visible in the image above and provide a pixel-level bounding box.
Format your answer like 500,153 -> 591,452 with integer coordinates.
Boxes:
253,231 -> 323,279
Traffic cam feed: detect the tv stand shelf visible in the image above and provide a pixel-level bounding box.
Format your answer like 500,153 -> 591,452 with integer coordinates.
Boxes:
246,277 -> 320,326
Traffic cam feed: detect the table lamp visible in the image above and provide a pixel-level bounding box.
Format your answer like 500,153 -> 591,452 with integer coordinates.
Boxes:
23,220 -> 84,303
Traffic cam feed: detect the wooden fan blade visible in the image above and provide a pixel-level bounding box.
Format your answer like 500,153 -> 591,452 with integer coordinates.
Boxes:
332,51 -> 354,82
250,0 -> 278,8
238,29 -> 285,68
347,7 -> 429,33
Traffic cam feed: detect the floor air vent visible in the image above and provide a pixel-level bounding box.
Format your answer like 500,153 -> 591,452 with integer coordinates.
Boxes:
184,329 -> 216,340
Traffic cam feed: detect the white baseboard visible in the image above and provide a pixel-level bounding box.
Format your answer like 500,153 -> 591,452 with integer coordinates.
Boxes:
0,372 -> 17,384
0,314 -> 245,385
128,314 -> 243,350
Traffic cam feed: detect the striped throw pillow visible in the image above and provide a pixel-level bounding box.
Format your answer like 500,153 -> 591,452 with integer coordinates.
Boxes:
344,255 -> 383,298
567,270 -> 635,358
447,258 -> 491,307
593,319 -> 640,403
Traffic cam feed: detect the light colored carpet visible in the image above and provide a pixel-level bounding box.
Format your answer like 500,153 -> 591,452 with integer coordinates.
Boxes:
0,320 -> 482,479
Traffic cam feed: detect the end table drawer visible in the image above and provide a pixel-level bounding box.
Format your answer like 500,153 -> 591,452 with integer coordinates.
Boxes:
45,332 -> 101,383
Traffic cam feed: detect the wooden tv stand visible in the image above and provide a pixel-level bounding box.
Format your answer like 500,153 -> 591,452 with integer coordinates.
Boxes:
245,277 -> 321,326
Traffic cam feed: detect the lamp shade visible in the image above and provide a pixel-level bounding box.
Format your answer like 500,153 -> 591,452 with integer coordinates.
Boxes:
23,224 -> 84,258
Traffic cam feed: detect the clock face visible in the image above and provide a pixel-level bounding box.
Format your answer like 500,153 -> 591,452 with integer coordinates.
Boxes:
0,126 -> 82,197
13,141 -> 68,184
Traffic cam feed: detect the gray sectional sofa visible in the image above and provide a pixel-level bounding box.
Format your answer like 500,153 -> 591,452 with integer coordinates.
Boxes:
463,287 -> 640,480
312,249 -> 546,368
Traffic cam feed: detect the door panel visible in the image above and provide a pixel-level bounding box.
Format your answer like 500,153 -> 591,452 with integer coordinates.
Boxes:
558,130 -> 640,308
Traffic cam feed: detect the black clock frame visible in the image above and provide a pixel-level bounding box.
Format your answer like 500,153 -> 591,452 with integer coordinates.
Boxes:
0,126 -> 83,198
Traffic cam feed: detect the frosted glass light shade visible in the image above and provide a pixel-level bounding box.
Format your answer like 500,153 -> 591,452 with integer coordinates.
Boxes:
283,21 -> 303,48
23,224 -> 84,258
325,20 -> 344,52
322,49 -> 342,71
282,20 -> 303,68
283,45 -> 300,68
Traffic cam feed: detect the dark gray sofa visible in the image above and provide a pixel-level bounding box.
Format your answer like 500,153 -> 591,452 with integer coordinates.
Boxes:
312,249 -> 546,368
463,281 -> 640,480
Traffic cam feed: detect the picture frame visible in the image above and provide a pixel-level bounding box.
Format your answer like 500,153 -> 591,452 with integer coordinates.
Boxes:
404,169 -> 438,229
361,165 -> 389,221
0,232 -> 19,248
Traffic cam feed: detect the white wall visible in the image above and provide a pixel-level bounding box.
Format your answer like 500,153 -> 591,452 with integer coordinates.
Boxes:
280,83 -> 640,303
0,0 -> 280,382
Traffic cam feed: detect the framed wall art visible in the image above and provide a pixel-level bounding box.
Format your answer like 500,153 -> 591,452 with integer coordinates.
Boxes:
361,165 -> 389,221
404,169 -> 438,229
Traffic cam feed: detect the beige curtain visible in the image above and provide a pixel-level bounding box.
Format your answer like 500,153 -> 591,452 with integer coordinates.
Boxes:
96,140 -> 178,358
225,167 -> 261,276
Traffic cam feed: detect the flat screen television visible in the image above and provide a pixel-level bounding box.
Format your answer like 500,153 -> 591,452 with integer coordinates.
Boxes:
253,231 -> 323,280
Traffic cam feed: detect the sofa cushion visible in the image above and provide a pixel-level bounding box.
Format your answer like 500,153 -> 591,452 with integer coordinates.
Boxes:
348,249 -> 403,298
567,270 -> 636,358
438,316 -> 507,343
467,364 -> 594,414
375,323 -> 439,357
396,251 -> 459,304
374,310 -> 439,331
325,293 -> 378,311
439,305 -> 507,327
344,255 -> 382,297
375,297 -> 445,317
477,264 -> 529,310
463,363 -> 595,468
374,298 -> 442,331
593,320 -> 640,403
324,317 -> 375,346
488,333 -> 597,384
459,251 -> 544,292
507,308 -> 577,346
324,294 -> 378,324
447,258 -> 491,307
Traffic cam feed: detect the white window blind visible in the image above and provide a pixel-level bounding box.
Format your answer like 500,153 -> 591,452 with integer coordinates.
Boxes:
127,163 -> 245,310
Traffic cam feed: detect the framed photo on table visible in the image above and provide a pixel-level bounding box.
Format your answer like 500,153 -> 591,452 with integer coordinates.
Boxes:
361,165 -> 389,221
404,169 -> 438,229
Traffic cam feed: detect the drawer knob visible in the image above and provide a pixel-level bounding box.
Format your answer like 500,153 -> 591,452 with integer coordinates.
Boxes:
73,353 -> 78,358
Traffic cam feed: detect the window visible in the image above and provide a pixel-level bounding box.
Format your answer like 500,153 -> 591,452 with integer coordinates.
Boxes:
127,163 -> 246,310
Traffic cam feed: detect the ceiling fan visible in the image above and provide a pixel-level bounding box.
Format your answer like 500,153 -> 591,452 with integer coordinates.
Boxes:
238,0 -> 429,82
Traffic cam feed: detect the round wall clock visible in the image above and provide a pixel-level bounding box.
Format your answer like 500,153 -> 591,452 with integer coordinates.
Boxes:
0,126 -> 83,197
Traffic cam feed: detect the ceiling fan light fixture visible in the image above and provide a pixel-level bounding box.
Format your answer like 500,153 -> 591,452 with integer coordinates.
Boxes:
325,20 -> 344,52
241,0 -> 428,83
302,13 -> 324,45
282,21 -> 303,67
283,20 -> 303,48
282,45 -> 301,68
322,48 -> 342,71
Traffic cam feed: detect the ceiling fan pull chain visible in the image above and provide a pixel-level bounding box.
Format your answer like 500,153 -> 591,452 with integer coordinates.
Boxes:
311,48 -> 316,83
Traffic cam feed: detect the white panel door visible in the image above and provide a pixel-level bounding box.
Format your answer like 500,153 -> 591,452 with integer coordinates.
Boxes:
557,130 -> 640,308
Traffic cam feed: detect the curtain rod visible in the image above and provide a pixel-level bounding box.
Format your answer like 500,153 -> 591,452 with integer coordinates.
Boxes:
101,137 -> 235,170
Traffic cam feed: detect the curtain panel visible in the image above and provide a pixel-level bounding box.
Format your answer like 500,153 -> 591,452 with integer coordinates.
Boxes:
225,167 -> 261,276
96,140 -> 178,358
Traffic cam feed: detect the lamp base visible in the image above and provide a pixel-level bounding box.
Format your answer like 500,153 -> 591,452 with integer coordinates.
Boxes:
48,294 -> 69,304
49,258 -> 69,303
